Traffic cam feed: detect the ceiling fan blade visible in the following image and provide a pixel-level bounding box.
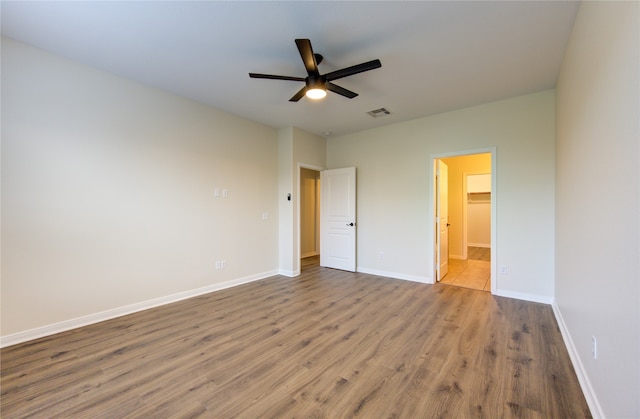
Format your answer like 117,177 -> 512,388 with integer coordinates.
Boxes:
324,59 -> 382,82
249,73 -> 305,82
289,86 -> 307,102
327,82 -> 358,99
295,39 -> 320,77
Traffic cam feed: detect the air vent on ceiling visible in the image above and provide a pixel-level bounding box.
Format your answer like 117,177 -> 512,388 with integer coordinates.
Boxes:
367,107 -> 391,118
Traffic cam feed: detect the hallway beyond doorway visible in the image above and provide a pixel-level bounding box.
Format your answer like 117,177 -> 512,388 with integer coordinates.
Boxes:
301,255 -> 320,270
440,246 -> 491,291
467,246 -> 490,262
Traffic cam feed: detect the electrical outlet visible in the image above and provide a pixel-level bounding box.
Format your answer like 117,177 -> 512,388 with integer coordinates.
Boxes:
262,212 -> 269,220
221,260 -> 226,270
215,261 -> 221,270
592,336 -> 597,359
378,251 -> 384,260
500,265 -> 508,275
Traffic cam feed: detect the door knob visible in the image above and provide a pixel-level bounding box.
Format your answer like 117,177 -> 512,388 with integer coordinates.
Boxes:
347,222 -> 354,226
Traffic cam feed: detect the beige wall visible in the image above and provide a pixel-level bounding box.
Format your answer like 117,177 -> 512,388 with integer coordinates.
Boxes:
278,128 -> 294,275
555,1 -> 639,417
1,38 -> 280,338
441,153 -> 491,258
328,90 -> 555,302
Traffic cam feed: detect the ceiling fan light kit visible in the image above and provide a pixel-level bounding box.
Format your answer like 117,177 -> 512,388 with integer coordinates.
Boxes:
249,39 -> 381,102
306,88 -> 327,99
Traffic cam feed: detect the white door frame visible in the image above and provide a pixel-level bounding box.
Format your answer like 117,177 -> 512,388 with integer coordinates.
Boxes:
436,159 -> 449,281
429,147 -> 497,294
297,163 -> 325,269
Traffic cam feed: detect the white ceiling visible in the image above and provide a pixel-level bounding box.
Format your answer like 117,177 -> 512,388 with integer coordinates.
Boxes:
1,1 -> 579,137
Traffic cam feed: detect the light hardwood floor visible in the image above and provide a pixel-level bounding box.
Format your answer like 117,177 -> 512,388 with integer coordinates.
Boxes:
1,264 -> 590,418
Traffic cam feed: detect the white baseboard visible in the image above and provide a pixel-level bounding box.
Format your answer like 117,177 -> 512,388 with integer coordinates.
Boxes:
493,289 -> 553,304
0,270 -> 279,348
552,302 -> 603,419
357,266 -> 432,284
278,268 -> 300,277
449,254 -> 465,260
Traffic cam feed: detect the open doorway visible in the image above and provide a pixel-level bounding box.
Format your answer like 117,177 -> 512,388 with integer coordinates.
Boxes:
434,151 -> 494,292
300,167 -> 320,270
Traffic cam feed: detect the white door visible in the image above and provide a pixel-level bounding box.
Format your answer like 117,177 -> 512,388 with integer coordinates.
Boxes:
320,167 -> 356,271
436,160 -> 449,281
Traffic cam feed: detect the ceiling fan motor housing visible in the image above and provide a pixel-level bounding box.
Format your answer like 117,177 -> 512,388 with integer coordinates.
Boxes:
306,75 -> 325,90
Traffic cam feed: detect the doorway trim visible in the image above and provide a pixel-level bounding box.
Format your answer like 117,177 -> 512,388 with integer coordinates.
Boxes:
429,147 -> 497,294
297,163 -> 325,269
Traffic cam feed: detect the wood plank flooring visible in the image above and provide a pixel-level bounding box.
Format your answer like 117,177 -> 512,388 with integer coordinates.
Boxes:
1,265 -> 591,418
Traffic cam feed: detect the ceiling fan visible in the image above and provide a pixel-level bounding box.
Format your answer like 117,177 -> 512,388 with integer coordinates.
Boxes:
249,39 -> 382,102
